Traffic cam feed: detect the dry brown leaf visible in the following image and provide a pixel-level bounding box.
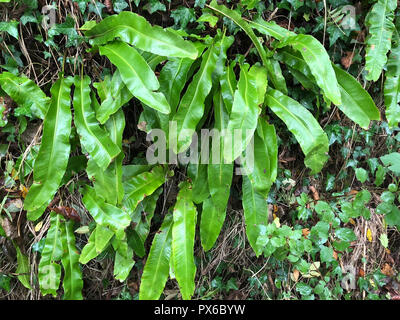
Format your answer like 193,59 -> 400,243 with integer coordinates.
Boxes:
381,263 -> 395,277
309,185 -> 319,201
19,185 -> 28,198
0,217 -> 17,239
359,268 -> 365,277
5,198 -> 23,210
302,228 -> 310,239
349,218 -> 356,226
348,189 -> 359,196
292,269 -> 300,282
341,51 -> 355,69
50,206 -> 80,222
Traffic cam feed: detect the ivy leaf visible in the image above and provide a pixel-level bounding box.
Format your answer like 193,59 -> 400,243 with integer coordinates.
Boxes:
385,206 -> 400,228
197,13 -> 219,28
113,0 -> 128,13
171,7 -> 196,30
21,13 -> 38,25
144,0 -> 166,13
48,17 -> 80,47
320,245 -> 334,263
381,152 -> 400,174
296,282 -> 312,296
335,228 -> 357,242
0,20 -> 19,39
379,233 -> 389,248
195,0 -> 206,8
88,1 -> 106,17
355,168 -> 368,183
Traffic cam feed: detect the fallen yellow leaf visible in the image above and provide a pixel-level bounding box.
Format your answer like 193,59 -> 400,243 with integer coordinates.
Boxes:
367,228 -> 373,242
273,217 -> 280,228
11,168 -> 19,181
19,185 -> 28,198
34,220 -> 43,232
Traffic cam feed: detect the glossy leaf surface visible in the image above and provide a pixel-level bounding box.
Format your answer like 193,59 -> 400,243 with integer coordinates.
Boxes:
24,76 -> 73,220
139,213 -> 173,300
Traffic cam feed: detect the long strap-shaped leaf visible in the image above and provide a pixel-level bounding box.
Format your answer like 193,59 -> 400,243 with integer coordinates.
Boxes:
365,0 -> 397,82
277,48 -> 380,129
14,244 -> 31,290
207,1 -> 285,93
201,89 -> 233,251
265,89 -> 329,174
79,229 -> 99,264
81,185 -> 131,231
220,61 -> 237,114
123,165 -> 168,212
384,36 -> 400,128
276,48 -> 318,92
333,64 -> 381,129
95,224 -> 114,253
131,188 -> 163,257
73,75 -> 121,171
172,181 -> 197,300
279,46 -> 379,128
187,160 -> 209,204
38,212 -> 64,296
24,76 -> 73,220
87,109 -> 126,206
200,198 -> 226,252
208,1 -> 266,64
251,18 -> 341,105
250,18 -> 296,40
112,236 -> 135,281
245,119 -> 278,197
85,11 -> 198,59
157,57 -> 195,139
242,175 -> 268,257
279,34 -> 341,105
105,109 -> 125,205
208,89 -> 233,208
0,71 -> 50,119
159,58 -> 195,114
223,64 -> 268,163
99,41 -> 170,114
139,213 -> 173,300
61,220 -> 83,300
172,43 -> 219,153
95,70 -> 133,124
